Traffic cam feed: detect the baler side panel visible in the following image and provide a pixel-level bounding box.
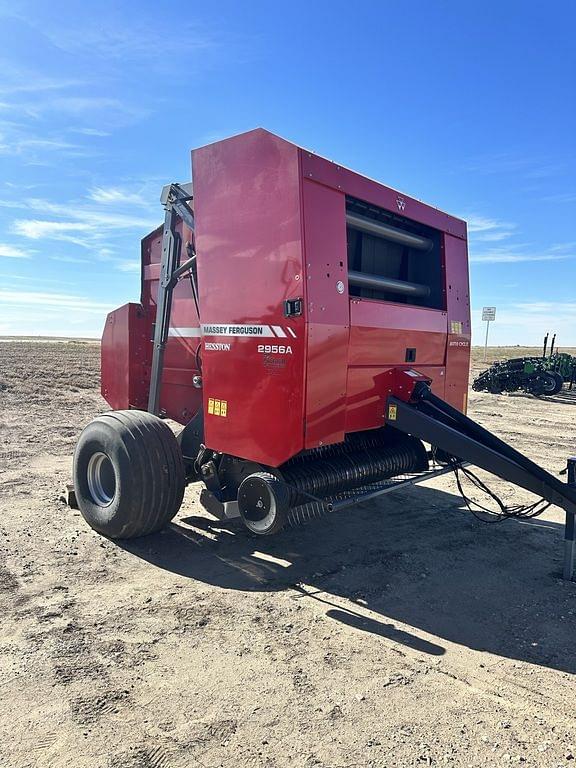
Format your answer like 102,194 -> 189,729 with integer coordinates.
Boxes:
301,176 -> 349,449
444,234 -> 471,412
294,144 -> 465,437
348,301 -> 448,366
141,225 -> 163,309
193,129 -> 306,466
345,301 -> 448,432
101,302 -> 151,410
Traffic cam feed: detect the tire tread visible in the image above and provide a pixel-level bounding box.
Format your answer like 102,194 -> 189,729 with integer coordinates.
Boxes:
73,409 -> 185,539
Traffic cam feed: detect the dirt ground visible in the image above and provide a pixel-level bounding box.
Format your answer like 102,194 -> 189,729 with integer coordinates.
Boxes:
1,341 -> 576,768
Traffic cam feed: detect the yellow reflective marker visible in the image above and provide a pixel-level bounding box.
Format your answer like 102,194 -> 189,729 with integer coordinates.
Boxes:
207,397 -> 228,416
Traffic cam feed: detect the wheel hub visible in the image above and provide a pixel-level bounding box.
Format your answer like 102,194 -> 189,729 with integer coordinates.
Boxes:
86,452 -> 116,506
239,478 -> 273,522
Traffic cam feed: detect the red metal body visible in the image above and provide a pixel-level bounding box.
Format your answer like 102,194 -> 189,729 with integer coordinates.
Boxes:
101,129 -> 471,467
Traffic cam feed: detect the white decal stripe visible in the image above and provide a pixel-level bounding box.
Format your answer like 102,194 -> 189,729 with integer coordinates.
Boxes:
202,323 -> 275,337
169,327 -> 202,338
272,325 -> 287,338
286,327 -> 297,338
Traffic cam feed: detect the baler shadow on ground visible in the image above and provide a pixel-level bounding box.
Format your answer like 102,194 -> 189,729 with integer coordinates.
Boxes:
119,482 -> 576,675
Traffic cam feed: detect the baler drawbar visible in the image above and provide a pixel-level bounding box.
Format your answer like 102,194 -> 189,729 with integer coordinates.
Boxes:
72,129 -> 576,580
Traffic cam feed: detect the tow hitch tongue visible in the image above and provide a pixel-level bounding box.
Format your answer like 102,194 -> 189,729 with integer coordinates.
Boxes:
383,369 -> 576,579
385,369 -> 576,518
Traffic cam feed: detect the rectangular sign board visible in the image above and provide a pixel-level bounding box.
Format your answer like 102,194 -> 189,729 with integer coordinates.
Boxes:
482,306 -> 496,321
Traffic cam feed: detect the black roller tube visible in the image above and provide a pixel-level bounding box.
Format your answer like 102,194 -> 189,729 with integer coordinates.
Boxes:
280,436 -> 427,506
348,270 -> 430,298
346,212 -> 433,252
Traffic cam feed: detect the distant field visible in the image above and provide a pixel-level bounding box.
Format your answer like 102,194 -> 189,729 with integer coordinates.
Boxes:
2,337 -> 575,382
0,336 -> 99,344
1,337 -> 574,357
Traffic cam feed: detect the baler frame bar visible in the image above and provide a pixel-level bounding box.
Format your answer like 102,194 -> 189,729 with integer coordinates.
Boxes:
326,461 -> 467,512
148,182 -> 196,416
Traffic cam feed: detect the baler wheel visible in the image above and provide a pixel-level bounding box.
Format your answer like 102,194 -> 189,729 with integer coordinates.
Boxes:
237,472 -> 290,536
73,410 -> 185,539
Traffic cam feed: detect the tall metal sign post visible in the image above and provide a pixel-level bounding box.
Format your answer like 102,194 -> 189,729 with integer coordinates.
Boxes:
482,306 -> 496,361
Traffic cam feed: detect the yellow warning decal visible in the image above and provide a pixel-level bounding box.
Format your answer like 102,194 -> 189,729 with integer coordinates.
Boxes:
207,397 -> 228,417
450,321 -> 463,334
388,404 -> 397,421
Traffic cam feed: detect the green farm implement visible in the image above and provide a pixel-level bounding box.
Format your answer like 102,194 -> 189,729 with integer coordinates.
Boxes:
473,334 -> 576,396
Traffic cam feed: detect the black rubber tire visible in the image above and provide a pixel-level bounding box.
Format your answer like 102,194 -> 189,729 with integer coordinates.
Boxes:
541,371 -> 564,395
237,472 -> 291,536
73,410 -> 185,539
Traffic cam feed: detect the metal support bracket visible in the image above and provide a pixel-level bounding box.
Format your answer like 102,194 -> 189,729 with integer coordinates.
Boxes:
563,457 -> 576,581
148,183 -> 196,416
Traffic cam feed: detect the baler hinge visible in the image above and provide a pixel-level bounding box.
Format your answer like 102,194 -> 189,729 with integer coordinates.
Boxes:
148,182 -> 197,416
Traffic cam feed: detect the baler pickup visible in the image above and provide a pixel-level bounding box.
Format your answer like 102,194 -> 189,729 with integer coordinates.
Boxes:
71,128 -> 576,582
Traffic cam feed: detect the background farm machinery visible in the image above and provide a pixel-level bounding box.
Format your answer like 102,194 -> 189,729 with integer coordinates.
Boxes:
473,334 -> 576,396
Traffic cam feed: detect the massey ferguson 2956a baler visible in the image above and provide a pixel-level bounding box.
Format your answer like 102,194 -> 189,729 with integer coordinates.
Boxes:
73,128 -> 576,579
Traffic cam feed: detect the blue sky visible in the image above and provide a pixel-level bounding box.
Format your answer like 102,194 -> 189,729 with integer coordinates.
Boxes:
0,0 -> 574,345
